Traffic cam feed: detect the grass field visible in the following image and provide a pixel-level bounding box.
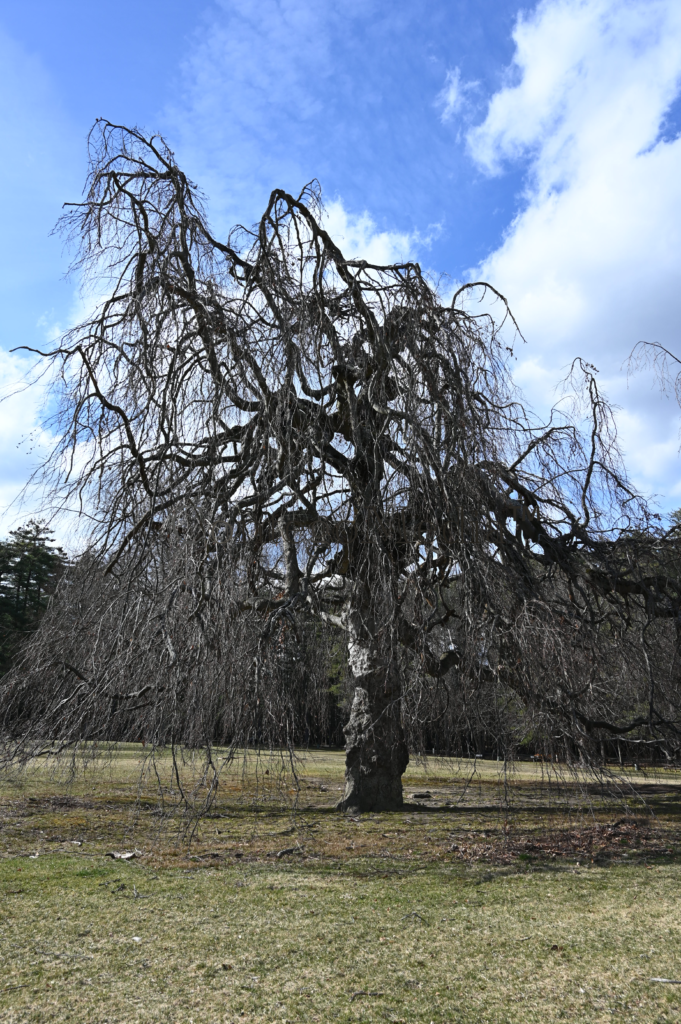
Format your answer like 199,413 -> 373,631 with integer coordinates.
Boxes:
2,747 -> 681,1023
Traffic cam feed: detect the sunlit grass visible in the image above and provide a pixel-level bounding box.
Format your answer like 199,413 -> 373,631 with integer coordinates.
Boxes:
2,747 -> 681,1021
4,854 -> 681,1022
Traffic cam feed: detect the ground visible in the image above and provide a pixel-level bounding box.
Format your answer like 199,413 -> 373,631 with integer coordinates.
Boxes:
2,747 -> 681,1023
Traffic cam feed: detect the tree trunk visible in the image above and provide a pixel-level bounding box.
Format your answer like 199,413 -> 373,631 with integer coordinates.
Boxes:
337,636 -> 409,813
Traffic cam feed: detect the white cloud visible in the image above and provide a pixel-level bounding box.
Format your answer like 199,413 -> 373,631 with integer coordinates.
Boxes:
0,289 -> 107,542
323,199 -> 416,265
465,0 -> 681,507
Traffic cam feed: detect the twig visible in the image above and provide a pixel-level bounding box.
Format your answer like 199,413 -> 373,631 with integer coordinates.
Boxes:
401,911 -> 426,922
34,949 -> 94,961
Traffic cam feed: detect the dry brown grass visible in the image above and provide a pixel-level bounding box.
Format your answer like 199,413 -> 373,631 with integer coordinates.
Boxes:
2,747 -> 680,869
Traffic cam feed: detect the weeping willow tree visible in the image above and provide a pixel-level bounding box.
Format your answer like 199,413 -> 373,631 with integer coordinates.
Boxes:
2,121 -> 681,812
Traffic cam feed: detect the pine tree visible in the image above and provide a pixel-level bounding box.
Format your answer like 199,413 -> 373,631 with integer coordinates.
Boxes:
0,521 -> 67,674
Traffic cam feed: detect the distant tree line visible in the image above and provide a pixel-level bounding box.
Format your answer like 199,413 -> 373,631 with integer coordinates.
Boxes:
1,515 -> 679,768
4,515 -> 679,768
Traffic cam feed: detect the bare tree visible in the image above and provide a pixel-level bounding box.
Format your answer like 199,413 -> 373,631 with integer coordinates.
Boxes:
3,122 -> 681,810
628,341 -> 681,407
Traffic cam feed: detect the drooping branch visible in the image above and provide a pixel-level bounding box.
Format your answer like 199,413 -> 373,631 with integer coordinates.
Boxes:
2,121 -> 681,784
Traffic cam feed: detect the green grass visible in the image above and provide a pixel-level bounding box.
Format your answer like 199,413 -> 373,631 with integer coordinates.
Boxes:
4,856 -> 681,1022
2,748 -> 681,1022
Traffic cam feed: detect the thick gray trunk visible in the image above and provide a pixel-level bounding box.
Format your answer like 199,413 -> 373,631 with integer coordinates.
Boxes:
337,636 -> 409,813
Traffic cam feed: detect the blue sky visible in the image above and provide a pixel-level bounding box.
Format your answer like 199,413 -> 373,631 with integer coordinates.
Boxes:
2,0 -> 681,537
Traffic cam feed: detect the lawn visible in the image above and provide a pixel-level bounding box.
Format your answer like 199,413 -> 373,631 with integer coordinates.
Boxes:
2,748 -> 681,1023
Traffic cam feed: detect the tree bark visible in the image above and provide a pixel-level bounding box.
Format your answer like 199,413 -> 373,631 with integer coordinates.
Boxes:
337,636 -> 409,813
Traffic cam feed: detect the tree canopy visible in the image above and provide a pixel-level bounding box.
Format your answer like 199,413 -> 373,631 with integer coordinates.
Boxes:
2,122 -> 681,810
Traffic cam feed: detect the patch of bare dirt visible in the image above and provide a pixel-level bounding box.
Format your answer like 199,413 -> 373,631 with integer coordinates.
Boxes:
449,819 -> 679,865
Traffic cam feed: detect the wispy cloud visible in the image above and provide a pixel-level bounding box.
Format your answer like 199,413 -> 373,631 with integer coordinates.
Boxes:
437,67 -> 477,123
164,0 -> 497,261
167,0 -> 362,231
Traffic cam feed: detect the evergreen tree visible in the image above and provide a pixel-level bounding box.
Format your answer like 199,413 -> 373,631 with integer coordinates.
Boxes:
0,521 -> 67,674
